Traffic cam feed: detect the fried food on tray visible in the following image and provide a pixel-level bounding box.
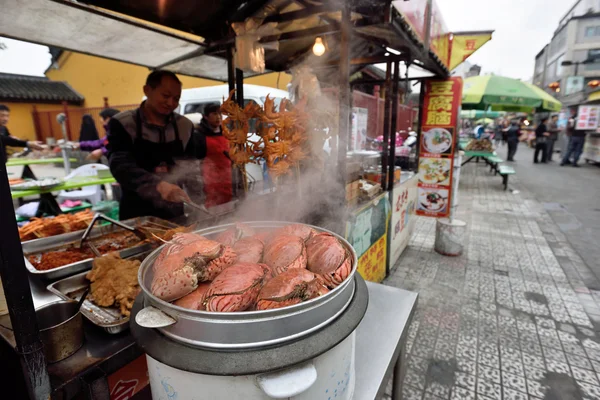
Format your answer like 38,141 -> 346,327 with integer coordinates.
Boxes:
86,253 -> 141,317
31,250 -> 93,271
19,210 -> 94,241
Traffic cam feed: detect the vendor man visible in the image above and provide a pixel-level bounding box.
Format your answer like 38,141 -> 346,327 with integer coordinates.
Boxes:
108,71 -> 198,220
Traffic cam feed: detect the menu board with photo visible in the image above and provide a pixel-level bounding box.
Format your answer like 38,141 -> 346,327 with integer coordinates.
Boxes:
576,106 -> 600,131
417,77 -> 463,218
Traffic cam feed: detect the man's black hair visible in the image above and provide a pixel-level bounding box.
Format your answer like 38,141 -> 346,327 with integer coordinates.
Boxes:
0,105 -> 10,112
99,108 -> 121,120
203,103 -> 221,116
146,70 -> 181,88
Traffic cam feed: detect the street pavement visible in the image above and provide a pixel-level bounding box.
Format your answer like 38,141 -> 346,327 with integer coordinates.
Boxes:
385,145 -> 600,400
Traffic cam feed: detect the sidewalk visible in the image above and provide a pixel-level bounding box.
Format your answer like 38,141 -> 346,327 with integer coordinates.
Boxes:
384,160 -> 600,400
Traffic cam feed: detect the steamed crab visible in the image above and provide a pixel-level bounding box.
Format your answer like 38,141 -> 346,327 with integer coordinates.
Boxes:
263,234 -> 307,276
306,233 -> 352,288
256,269 -> 329,310
151,233 -> 236,302
204,263 -> 271,312
215,223 -> 256,247
173,282 -> 211,311
233,237 -> 264,264
278,224 -> 316,242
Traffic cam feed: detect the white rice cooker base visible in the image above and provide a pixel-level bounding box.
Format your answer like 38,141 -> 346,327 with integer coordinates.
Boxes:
147,332 -> 356,400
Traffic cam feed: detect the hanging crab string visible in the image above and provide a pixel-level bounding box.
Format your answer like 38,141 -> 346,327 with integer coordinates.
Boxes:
219,90 -> 313,181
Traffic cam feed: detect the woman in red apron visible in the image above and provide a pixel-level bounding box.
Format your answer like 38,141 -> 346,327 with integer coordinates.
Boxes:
194,104 -> 233,208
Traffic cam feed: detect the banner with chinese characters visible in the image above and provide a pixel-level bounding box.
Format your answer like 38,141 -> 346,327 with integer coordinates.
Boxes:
448,32 -> 493,71
429,0 -> 451,68
576,106 -> 600,130
417,77 -> 463,218
345,192 -> 390,282
390,175 -> 418,266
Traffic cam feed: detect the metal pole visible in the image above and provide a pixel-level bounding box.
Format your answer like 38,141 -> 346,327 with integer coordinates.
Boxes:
381,62 -> 392,191
0,149 -> 51,399
236,69 -> 245,108
57,113 -> 72,175
415,84 -> 426,169
337,3 -> 351,177
388,61 -> 400,191
226,46 -> 236,100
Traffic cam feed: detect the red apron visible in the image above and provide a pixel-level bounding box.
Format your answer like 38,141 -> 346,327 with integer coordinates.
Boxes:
202,135 -> 233,207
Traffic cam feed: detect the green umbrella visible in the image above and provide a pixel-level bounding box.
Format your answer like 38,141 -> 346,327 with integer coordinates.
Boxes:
462,75 -> 562,112
460,110 -> 505,119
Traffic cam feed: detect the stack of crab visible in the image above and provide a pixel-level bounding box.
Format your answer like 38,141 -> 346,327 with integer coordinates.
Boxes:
150,223 -> 352,312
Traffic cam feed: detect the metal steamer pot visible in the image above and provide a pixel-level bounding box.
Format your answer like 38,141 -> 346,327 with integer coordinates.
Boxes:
136,222 -> 358,349
132,221 -> 369,400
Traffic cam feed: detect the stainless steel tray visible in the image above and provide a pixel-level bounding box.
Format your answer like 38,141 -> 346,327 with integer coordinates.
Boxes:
46,252 -> 151,334
23,217 -> 178,281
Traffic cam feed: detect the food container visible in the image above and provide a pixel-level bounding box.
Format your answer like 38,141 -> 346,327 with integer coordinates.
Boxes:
135,222 -> 358,350
46,252 -> 150,334
22,217 -> 178,280
36,301 -> 83,363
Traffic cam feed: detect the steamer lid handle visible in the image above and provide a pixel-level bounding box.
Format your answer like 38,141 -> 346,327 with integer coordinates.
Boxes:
135,306 -> 177,328
256,361 -> 317,398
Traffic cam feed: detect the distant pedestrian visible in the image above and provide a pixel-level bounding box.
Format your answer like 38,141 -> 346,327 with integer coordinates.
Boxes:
561,110 -> 585,167
76,108 -> 120,162
505,120 -> 520,162
78,114 -> 100,142
494,123 -> 504,147
546,115 -> 559,162
534,118 -> 550,164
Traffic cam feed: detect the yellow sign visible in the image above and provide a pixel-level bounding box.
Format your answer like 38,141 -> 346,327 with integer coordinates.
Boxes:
449,32 -> 493,71
357,233 -> 388,283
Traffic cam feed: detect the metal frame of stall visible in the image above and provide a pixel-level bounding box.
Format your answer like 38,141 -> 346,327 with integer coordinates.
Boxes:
0,2 -> 451,398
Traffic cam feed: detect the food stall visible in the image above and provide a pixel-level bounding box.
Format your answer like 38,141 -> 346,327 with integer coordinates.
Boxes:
0,1 -> 488,399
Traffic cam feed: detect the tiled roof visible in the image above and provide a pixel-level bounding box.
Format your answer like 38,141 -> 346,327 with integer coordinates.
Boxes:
0,73 -> 84,104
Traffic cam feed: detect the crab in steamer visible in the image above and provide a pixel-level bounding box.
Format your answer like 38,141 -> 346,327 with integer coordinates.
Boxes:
151,233 -> 236,302
306,233 -> 352,288
256,269 -> 329,310
263,234 -> 307,276
204,263 -> 271,312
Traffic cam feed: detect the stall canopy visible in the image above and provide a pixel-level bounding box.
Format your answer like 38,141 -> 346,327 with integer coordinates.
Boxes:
0,0 -> 457,81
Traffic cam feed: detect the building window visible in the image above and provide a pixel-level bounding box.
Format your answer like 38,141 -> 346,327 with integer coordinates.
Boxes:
589,49 -> 600,61
585,26 -> 600,37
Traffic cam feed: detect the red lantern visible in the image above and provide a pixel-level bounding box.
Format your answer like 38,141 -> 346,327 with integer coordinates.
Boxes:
588,80 -> 600,88
548,82 -> 560,90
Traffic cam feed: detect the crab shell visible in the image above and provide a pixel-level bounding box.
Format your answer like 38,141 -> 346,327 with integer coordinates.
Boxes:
306,233 -> 352,288
233,237 -> 264,264
151,233 -> 236,302
173,282 -> 211,311
278,224 -> 317,242
263,234 -> 307,276
256,269 -> 329,310
205,263 -> 270,312
215,223 -> 256,247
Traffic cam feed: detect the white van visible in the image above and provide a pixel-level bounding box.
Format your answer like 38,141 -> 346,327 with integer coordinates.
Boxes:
177,84 -> 289,116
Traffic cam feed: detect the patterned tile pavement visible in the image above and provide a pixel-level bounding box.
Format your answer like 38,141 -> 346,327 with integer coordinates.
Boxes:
382,163 -> 600,400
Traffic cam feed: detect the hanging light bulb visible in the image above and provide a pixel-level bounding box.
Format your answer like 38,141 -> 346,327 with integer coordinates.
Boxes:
313,37 -> 326,56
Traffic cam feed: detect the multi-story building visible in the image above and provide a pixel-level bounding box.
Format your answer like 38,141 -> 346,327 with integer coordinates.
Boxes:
533,0 -> 600,107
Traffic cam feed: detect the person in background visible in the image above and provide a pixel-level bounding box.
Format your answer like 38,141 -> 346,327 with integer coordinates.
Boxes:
108,70 -> 197,220
0,104 -> 44,161
546,114 -> 559,162
77,108 -> 120,162
505,119 -> 520,162
534,117 -> 550,164
561,110 -> 586,167
494,122 -> 504,147
193,103 -> 233,208
78,114 -> 100,142
474,124 -> 484,139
